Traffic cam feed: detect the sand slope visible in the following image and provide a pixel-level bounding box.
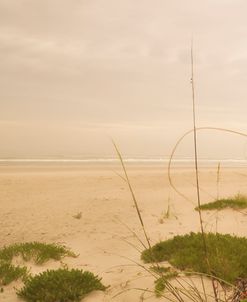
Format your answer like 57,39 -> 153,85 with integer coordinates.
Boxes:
0,163 -> 246,301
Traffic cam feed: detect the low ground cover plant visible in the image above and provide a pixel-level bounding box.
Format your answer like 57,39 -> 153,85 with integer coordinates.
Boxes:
150,267 -> 178,297
0,242 -> 76,265
195,194 -> 247,211
141,232 -> 247,284
0,242 -> 76,286
17,268 -> 107,302
0,243 -> 106,301
0,261 -> 28,285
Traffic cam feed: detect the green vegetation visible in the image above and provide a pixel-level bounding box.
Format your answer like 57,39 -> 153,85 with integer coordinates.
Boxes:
151,267 -> 178,297
0,242 -> 106,301
17,268 -> 106,302
150,265 -> 172,274
154,275 -> 177,297
141,232 -> 247,283
0,242 -> 76,285
195,194 -> 247,211
0,242 -> 76,265
0,262 -> 28,285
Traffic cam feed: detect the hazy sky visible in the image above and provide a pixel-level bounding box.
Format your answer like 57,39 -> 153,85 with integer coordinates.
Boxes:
0,0 -> 247,158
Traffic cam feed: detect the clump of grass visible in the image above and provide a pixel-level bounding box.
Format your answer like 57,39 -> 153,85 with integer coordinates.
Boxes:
17,268 -> 107,302
195,194 -> 247,211
0,261 -> 28,285
0,242 -> 76,265
150,265 -> 172,274
141,232 -> 247,283
0,242 -> 77,285
154,272 -> 178,297
150,266 -> 178,297
159,198 -> 172,224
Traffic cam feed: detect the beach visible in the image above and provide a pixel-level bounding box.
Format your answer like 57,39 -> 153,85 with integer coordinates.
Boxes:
0,162 -> 247,301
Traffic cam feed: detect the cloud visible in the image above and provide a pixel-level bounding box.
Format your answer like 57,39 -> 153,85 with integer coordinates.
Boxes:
0,0 -> 247,157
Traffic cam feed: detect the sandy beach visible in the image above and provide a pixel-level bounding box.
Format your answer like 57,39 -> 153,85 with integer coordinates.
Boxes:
0,162 -> 247,301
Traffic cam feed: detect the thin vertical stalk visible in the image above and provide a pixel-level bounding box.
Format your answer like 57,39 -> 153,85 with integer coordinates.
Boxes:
191,42 -> 220,302
216,162 -> 221,200
112,140 -> 152,250
215,162 -> 221,234
190,41 -> 207,255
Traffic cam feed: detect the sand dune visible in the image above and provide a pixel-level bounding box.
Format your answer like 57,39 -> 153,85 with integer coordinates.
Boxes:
0,163 -> 246,301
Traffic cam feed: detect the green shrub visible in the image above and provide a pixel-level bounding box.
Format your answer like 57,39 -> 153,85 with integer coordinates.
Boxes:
0,242 -> 76,265
195,194 -> 247,211
141,232 -> 247,283
0,242 -> 77,285
0,261 -> 28,285
17,268 -> 106,302
153,269 -> 178,297
150,266 -> 171,274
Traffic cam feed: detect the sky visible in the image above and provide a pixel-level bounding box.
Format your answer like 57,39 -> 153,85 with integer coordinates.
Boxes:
0,0 -> 247,159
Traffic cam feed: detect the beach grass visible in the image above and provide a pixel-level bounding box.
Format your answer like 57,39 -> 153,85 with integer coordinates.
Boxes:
0,242 -> 107,301
0,262 -> 28,285
17,268 -> 107,302
0,242 -> 76,265
0,242 -> 77,286
141,232 -> 247,284
151,267 -> 178,297
195,194 -> 247,211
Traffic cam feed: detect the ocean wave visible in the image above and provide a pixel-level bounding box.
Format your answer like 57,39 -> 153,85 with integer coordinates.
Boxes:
0,158 -> 246,166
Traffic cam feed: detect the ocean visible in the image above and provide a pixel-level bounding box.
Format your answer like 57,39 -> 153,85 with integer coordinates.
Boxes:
0,158 -> 246,167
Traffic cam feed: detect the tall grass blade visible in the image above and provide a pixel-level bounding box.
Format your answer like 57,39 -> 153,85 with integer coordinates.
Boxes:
112,140 -> 152,250
168,127 -> 247,203
190,40 -> 208,259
